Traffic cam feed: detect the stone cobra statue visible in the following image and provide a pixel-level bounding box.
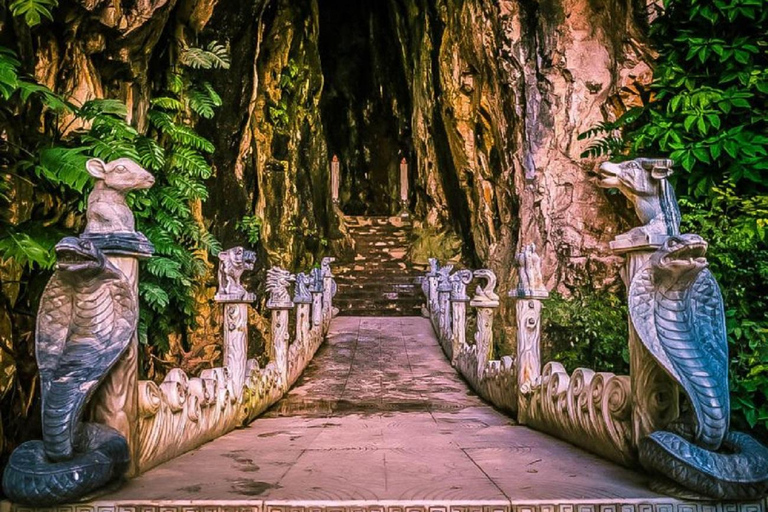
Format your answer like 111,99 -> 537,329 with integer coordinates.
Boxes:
3,237 -> 137,505
629,234 -> 768,499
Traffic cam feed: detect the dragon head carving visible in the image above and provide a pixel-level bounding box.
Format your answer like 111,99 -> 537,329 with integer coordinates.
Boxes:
266,267 -> 295,309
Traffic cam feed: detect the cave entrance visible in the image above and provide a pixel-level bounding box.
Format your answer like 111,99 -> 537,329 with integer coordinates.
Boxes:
318,0 -> 413,216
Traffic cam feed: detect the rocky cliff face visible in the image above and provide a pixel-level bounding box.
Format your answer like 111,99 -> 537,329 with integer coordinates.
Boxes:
0,0 -> 653,449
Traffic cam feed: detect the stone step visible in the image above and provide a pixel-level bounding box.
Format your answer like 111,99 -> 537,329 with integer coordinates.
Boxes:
337,215 -> 421,316
337,282 -> 421,292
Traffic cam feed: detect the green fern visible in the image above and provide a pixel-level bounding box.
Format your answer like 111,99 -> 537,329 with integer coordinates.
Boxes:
0,223 -> 59,268
179,41 -> 230,70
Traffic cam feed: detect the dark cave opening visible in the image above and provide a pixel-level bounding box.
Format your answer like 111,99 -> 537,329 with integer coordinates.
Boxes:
318,0 -> 413,216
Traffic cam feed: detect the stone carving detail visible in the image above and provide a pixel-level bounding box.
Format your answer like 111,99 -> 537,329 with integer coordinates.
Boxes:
293,272 -> 313,304
321,257 -> 339,321
629,234 -> 768,499
525,362 -> 635,467
2,237 -> 137,505
81,158 -> 155,254
310,267 -> 324,293
471,269 -> 499,307
512,243 -> 548,298
423,267 -> 516,414
266,267 -> 295,309
597,157 -> 680,248
215,247 -> 256,302
136,259 -> 335,473
2,159 -> 339,505
449,269 -> 473,301
84,158 -> 155,235
321,256 -> 336,279
310,267 -> 324,327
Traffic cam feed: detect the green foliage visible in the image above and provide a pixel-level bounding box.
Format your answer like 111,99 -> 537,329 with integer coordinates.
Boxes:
267,59 -> 300,130
8,0 -> 57,27
134,45 -> 228,344
579,0 -> 768,434
542,291 -> 630,374
237,215 -> 263,245
179,42 -> 231,71
679,191 -> 768,431
0,42 -> 226,350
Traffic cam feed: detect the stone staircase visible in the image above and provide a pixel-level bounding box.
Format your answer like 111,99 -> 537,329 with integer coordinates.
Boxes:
334,216 -> 427,316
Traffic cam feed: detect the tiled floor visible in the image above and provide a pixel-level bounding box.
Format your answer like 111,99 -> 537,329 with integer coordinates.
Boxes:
96,317 -> 681,507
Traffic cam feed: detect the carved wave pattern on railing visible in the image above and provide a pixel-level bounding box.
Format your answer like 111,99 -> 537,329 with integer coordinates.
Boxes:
135,263 -> 337,474
524,362 -> 635,466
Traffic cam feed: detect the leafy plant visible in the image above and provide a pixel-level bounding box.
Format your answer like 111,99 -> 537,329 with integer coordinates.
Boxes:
267,59 -> 299,130
542,290 -> 630,374
0,42 -> 227,350
237,215 -> 263,245
8,0 -> 57,27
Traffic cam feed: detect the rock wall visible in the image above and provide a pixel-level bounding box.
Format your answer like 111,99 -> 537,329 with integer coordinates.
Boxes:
0,0 -> 653,456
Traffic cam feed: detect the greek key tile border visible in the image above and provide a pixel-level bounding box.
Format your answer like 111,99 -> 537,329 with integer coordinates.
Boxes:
7,500 -> 768,512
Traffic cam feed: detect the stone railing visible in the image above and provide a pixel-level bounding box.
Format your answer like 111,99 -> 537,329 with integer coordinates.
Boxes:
424,157 -> 768,501
423,259 -> 517,414
136,256 -> 337,473
422,250 -> 635,467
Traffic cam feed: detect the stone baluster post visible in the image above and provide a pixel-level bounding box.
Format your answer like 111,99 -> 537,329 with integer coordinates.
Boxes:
214,247 -> 257,401
321,257 -> 337,331
266,267 -> 295,391
596,158 -> 681,443
81,158 -> 156,478
449,270 -> 473,366
471,269 -> 500,377
509,244 -> 548,424
615,240 -> 679,443
399,157 -> 409,215
331,155 -> 340,205
437,270 -> 453,353
426,258 -> 439,315
90,249 -> 148,477
293,272 -> 312,346
310,267 -> 324,328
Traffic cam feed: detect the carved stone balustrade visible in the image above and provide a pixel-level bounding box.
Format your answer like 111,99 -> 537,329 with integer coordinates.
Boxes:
422,262 -> 516,414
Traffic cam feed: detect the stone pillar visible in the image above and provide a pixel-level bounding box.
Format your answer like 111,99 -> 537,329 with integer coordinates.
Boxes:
89,250 -> 147,477
266,266 -> 295,391
437,274 -> 453,352
220,303 -> 249,398
399,157 -> 409,215
310,267 -> 324,328
426,258 -> 439,315
78,157 -> 155,478
321,257 -> 337,331
293,272 -> 312,346
615,240 -> 679,443
471,269 -> 500,377
509,244 -> 548,424
331,155 -> 340,205
449,270 -> 472,366
214,247 -> 257,400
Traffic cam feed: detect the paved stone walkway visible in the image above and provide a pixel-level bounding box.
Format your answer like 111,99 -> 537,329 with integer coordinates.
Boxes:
105,317 -> 668,506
